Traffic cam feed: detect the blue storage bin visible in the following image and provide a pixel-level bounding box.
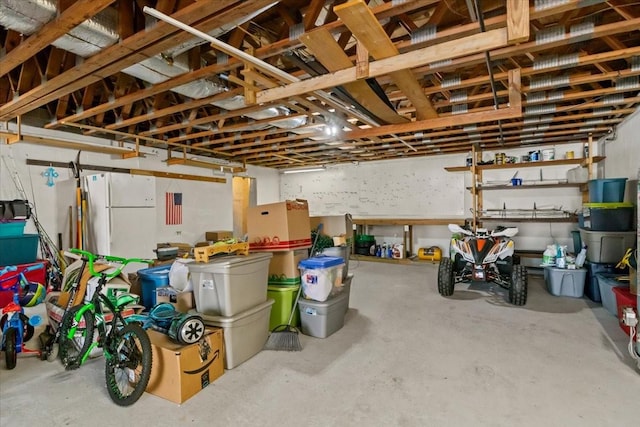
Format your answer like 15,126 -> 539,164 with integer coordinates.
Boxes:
588,178 -> 627,203
0,234 -> 38,266
0,221 -> 26,237
596,273 -> 629,316
584,262 -> 627,302
299,256 -> 345,302
137,265 -> 171,310
299,255 -> 344,269
579,203 -> 634,231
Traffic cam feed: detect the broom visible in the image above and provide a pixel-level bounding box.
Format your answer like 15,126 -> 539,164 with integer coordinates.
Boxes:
264,223 -> 323,351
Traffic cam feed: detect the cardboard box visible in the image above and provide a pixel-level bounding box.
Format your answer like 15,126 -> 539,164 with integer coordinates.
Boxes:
310,214 -> 353,242
268,249 -> 308,285
205,231 -> 233,241
156,287 -> 195,313
146,328 -> 224,404
248,200 -> 312,251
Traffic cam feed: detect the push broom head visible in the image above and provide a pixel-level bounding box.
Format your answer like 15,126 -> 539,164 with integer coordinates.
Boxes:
264,223 -> 323,352
263,324 -> 302,351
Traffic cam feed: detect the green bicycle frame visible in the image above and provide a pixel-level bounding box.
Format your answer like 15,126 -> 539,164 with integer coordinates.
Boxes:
66,283 -> 140,366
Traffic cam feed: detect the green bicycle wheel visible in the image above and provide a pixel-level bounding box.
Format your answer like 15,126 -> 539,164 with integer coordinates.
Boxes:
105,322 -> 152,406
59,305 -> 95,370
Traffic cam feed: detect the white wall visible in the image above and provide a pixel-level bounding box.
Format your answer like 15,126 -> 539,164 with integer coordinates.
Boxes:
280,138 -> 625,255
597,107 -> 640,197
0,136 -> 280,255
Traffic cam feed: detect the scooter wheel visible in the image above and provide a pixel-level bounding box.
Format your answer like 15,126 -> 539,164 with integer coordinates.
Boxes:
171,315 -> 205,345
46,343 -> 59,362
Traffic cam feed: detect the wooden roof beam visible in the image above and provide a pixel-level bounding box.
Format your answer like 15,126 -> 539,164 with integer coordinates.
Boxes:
53,0 -> 393,129
334,0 -> 438,120
0,0 -> 115,79
106,88 -> 242,131
2,0 -> 261,121
342,69 -> 521,140
257,28 -> 511,104
299,28 -> 408,124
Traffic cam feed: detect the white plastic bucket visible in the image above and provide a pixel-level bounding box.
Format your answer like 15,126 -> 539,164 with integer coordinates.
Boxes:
542,148 -> 555,161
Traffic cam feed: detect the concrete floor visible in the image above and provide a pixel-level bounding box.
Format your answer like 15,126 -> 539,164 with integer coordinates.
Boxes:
1,260 -> 638,426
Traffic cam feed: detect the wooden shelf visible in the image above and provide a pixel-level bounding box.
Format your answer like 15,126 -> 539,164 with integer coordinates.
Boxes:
350,254 -> 440,265
478,216 -> 578,223
470,182 -> 583,190
444,156 -> 604,172
352,218 -> 465,226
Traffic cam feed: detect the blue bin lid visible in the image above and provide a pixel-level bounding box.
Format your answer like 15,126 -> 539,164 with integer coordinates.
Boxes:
299,255 -> 344,269
137,265 -> 171,277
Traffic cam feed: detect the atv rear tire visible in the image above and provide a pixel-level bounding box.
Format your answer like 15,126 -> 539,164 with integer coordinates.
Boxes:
438,257 -> 455,296
509,264 -> 528,306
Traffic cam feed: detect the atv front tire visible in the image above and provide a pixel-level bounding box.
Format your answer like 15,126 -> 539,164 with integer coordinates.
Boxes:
437,257 -> 455,296
509,264 -> 528,306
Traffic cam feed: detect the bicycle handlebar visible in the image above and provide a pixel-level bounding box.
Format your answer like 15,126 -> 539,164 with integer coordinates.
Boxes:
0,263 -> 46,291
69,248 -> 153,279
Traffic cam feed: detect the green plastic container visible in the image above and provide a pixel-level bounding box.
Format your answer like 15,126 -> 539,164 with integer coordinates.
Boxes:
267,276 -> 301,286
267,284 -> 300,330
355,234 -> 375,242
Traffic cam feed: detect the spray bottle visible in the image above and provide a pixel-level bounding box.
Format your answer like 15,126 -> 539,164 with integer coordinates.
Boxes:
575,244 -> 587,268
556,245 -> 566,269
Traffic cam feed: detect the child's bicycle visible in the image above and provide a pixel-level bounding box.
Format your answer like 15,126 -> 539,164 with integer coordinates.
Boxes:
53,249 -> 153,406
0,263 -> 46,369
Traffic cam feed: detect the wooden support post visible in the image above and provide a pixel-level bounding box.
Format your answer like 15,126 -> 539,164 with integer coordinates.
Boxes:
507,0 -> 530,44
355,40 -> 369,80
243,48 -> 257,105
508,68 -> 522,112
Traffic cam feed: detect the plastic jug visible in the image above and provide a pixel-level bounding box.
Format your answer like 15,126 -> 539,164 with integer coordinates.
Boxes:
543,245 -> 556,265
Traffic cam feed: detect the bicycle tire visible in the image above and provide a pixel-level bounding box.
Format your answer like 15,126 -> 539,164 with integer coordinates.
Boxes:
59,305 -> 95,370
105,322 -> 152,406
4,328 -> 17,370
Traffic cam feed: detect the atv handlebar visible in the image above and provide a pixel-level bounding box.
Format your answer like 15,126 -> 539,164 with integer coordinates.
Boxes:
448,223 -> 518,238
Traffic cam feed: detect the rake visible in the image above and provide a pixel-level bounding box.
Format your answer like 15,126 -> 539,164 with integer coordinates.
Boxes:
264,223 -> 323,351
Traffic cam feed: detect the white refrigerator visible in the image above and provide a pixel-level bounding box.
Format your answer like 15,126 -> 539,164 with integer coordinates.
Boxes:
84,173 -> 156,264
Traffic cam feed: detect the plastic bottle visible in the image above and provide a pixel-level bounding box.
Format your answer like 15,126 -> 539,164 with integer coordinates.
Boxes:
556,245 -> 566,269
575,244 -> 587,268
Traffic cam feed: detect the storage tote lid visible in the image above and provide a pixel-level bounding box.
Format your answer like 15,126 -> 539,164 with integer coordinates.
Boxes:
194,298 -> 274,325
299,255 -> 344,269
137,265 -> 171,277
583,202 -> 634,209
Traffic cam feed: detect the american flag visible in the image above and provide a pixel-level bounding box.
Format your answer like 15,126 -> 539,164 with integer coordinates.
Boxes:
165,192 -> 182,225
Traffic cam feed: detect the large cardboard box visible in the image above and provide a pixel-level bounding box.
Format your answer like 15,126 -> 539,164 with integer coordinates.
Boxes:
205,231 -> 233,241
268,249 -> 308,285
248,200 -> 312,251
146,328 -> 224,404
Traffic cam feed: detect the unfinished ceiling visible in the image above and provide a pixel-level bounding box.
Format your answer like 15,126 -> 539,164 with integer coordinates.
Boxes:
0,0 -> 639,169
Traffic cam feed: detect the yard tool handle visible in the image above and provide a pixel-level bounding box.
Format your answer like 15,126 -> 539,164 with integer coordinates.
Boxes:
68,248 -> 153,279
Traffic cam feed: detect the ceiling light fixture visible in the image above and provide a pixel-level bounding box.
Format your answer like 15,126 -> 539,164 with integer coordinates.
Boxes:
281,166 -> 326,174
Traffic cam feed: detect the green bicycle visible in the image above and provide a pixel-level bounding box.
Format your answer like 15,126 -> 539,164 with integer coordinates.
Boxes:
57,249 -> 153,406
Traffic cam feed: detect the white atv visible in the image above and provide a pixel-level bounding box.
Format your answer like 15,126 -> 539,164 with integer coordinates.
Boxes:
438,224 -> 527,306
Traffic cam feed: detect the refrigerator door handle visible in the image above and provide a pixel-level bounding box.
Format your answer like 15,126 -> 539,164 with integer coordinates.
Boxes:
108,208 -> 113,246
